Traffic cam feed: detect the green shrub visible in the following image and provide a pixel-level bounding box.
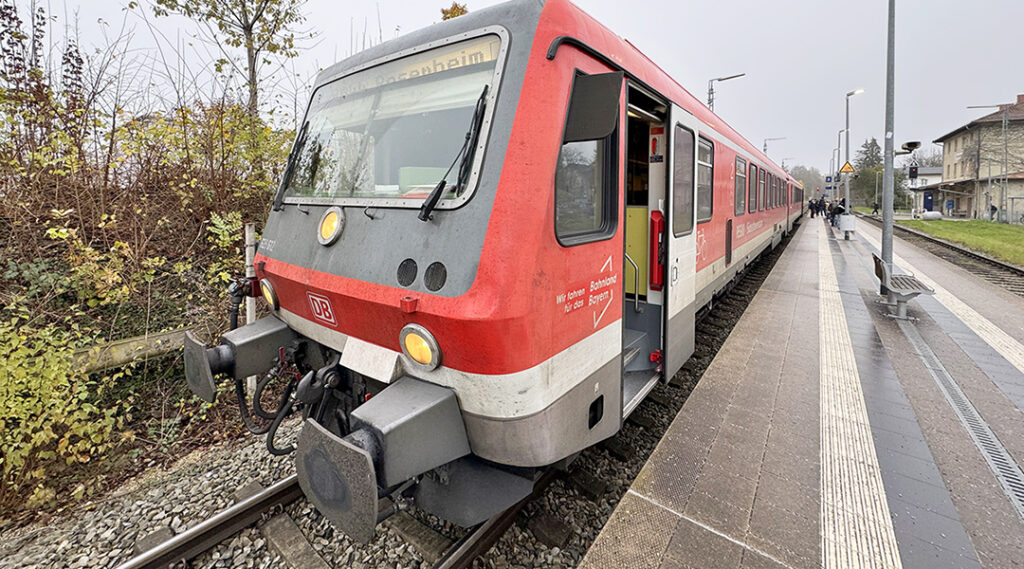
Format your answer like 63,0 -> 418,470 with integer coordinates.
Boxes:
0,311 -> 127,507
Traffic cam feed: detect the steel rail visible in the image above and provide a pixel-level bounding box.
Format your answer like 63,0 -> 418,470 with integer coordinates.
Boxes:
856,213 -> 1024,277
114,475 -> 302,569
431,468 -> 559,569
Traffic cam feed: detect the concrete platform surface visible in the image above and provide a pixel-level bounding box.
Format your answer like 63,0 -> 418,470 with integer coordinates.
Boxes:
579,218 -> 1024,569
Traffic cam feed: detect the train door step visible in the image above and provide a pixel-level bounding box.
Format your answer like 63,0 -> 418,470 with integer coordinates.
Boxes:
623,328 -> 646,368
622,369 -> 659,418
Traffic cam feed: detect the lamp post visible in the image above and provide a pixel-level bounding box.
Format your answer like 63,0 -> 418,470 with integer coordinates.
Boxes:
967,104 -> 1010,221
835,129 -> 846,192
763,136 -> 786,155
781,157 -> 796,170
842,88 -> 864,239
707,73 -> 745,112
881,0 -> 896,295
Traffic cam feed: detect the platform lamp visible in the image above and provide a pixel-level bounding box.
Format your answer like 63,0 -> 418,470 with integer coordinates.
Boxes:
835,128 -> 847,189
706,73 -> 745,112
840,89 -> 864,240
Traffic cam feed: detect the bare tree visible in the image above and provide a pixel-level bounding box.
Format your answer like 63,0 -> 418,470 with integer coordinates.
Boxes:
152,0 -> 308,114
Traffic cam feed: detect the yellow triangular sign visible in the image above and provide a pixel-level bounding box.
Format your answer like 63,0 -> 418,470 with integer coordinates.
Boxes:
839,161 -> 855,174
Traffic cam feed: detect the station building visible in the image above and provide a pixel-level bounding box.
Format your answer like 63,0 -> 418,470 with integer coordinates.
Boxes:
917,94 -> 1024,222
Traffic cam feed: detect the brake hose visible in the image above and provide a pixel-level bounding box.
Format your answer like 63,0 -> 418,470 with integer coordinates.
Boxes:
233,377 -> 272,435
252,367 -> 282,420
266,386 -> 297,456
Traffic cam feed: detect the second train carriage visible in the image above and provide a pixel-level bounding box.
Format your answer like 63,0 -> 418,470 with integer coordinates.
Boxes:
184,0 -> 804,541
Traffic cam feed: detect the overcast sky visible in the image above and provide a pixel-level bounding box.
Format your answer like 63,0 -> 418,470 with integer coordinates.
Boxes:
73,0 -> 1024,175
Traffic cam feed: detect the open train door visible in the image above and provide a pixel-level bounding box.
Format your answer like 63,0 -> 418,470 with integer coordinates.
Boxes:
663,104 -> 698,379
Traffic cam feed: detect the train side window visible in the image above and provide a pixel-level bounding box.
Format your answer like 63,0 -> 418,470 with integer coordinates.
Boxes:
758,168 -> 766,211
767,174 -> 773,209
747,162 -> 757,214
555,138 -> 614,242
672,125 -> 695,236
555,70 -> 623,245
771,175 -> 777,209
734,157 -> 746,216
696,138 -> 713,223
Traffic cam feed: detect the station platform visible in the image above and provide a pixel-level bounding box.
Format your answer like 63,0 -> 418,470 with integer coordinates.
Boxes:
579,218 -> 1024,569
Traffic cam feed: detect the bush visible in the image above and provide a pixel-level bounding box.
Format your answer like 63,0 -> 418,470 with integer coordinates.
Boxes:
0,0 -> 291,518
0,310 -> 128,507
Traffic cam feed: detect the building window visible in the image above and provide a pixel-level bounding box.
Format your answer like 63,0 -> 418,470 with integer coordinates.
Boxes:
672,125 -> 695,236
735,157 -> 747,216
696,138 -> 713,223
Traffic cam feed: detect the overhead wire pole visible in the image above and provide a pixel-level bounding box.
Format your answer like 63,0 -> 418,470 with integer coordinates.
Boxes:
968,104 -> 1010,221
763,137 -> 785,155
706,73 -> 745,112
881,0 -> 896,295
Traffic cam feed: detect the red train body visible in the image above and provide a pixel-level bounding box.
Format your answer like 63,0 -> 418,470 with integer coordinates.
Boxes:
185,0 -> 803,541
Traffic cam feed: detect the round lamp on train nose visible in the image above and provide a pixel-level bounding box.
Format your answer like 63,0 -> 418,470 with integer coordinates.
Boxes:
260,279 -> 279,310
400,324 -> 441,370
317,207 -> 344,246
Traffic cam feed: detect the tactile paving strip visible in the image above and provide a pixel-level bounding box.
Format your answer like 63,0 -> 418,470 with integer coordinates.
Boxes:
817,227 -> 903,569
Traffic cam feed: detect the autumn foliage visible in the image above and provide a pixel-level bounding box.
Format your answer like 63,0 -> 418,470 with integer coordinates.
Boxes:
0,0 -> 291,515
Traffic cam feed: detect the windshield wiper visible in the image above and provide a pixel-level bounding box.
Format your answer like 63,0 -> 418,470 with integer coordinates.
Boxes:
419,85 -> 489,222
273,121 -> 309,211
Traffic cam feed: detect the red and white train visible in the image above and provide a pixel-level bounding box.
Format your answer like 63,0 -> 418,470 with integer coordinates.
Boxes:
185,0 -> 803,541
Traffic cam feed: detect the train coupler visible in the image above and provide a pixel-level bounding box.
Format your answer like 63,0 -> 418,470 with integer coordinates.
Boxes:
295,376 -> 471,542
183,315 -> 299,402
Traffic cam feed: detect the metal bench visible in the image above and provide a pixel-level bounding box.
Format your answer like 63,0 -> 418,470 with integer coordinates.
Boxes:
872,252 -> 934,319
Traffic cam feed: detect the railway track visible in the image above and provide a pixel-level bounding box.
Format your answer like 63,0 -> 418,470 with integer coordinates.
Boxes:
114,465 -> 557,569
112,228 -> 796,569
857,214 -> 1024,297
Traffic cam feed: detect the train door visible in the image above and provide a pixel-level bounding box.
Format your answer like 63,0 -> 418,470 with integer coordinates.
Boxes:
663,104 -> 698,380
620,86 -> 666,417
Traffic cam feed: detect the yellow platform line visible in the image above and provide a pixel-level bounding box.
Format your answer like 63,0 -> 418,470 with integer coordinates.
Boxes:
860,230 -> 1024,379
818,226 -> 903,569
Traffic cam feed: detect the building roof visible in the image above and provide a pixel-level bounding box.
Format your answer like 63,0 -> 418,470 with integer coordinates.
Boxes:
912,171 -> 1024,191
933,94 -> 1024,143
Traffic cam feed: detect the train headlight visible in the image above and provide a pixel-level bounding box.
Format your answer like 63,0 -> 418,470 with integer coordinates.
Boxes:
260,279 -> 279,310
400,324 -> 441,370
317,207 -> 344,246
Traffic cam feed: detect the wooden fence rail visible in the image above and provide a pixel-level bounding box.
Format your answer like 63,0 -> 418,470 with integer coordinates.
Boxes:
75,328 -> 190,373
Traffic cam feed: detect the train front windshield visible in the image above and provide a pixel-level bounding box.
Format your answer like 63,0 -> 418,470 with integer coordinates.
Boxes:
282,35 -> 502,206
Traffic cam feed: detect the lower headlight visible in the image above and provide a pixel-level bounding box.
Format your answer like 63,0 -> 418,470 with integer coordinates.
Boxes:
260,279 -> 279,310
400,324 -> 441,370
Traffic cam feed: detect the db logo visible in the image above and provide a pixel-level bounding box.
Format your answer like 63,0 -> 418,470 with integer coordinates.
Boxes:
306,292 -> 337,325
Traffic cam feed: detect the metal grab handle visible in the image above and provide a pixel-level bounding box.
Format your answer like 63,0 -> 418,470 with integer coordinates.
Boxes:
624,253 -> 642,313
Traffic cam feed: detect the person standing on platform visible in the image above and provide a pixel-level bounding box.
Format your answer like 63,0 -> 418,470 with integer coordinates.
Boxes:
872,201 -> 879,215
809,198 -> 816,217
833,198 -> 846,226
